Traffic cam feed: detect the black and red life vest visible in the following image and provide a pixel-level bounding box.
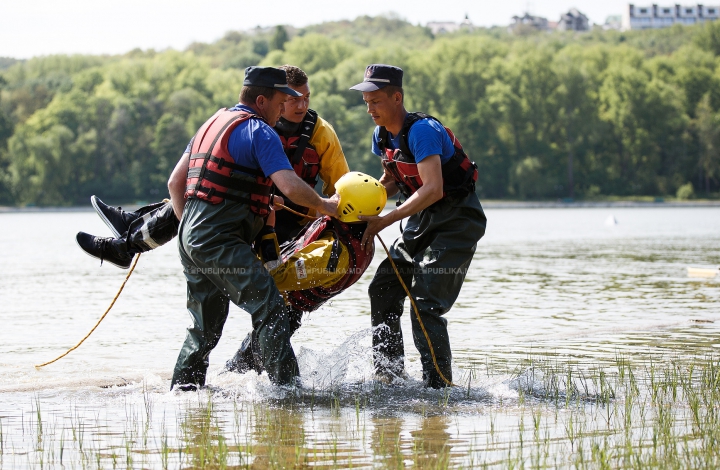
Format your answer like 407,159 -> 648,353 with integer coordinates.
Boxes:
274,110 -> 320,218
280,216 -> 373,313
185,109 -> 273,216
277,109 -> 320,187
378,112 -> 478,199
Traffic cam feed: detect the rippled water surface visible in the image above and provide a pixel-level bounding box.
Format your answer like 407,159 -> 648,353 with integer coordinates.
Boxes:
1,207 -> 719,468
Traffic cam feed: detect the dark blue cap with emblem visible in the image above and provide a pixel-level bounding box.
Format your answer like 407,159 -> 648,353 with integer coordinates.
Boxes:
349,64 -> 403,92
244,66 -> 302,97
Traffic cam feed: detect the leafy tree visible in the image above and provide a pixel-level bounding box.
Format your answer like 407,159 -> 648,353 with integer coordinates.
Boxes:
311,92 -> 377,177
0,57 -> 20,71
512,157 -> 547,199
694,19 -> 720,55
2,15 -> 720,205
252,39 -> 270,57
695,94 -> 720,193
151,113 -> 190,192
551,45 -> 603,198
676,182 -> 695,199
270,26 -> 289,51
262,34 -> 358,74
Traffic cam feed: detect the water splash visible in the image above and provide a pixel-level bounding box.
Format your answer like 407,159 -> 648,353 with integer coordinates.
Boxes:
508,367 -> 601,401
297,328 -> 374,389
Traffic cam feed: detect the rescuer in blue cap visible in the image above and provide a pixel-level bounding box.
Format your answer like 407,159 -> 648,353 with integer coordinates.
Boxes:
162,66 -> 338,390
76,65 -> 349,267
350,64 -> 487,388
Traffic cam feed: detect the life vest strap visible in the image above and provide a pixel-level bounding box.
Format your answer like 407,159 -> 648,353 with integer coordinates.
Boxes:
187,167 -> 271,195
193,113 -> 253,185
187,183 -> 268,207
189,154 -> 265,177
326,240 -> 342,273
378,112 -> 476,198
290,109 -> 318,166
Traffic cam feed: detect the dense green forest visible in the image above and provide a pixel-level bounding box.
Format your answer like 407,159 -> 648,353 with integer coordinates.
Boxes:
1,15 -> 720,206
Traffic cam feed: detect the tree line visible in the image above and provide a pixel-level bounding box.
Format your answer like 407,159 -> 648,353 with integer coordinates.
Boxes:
1,16 -> 719,206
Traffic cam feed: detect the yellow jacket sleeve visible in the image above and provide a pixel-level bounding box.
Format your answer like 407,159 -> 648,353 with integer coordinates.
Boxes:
270,233 -> 350,292
310,116 -> 349,196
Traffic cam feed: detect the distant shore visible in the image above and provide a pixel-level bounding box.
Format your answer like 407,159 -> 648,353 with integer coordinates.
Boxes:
2,199 -> 720,213
480,200 -> 720,209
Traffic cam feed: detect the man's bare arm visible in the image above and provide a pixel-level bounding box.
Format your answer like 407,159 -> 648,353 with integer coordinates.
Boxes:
359,155 -> 443,252
168,152 -> 190,220
379,168 -> 400,198
270,169 -> 338,217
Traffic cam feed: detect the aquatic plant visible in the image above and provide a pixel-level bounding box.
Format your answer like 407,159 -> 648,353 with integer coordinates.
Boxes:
4,353 -> 720,468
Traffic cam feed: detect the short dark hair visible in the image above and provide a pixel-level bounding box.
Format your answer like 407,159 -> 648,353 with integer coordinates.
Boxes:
383,85 -> 404,101
239,86 -> 278,105
279,65 -> 308,87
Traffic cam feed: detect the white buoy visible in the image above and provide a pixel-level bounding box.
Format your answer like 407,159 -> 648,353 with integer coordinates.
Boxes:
605,215 -> 618,226
687,267 -> 719,278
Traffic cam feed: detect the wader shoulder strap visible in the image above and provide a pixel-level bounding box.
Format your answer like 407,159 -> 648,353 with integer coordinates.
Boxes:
398,112 -> 433,158
290,109 -> 318,165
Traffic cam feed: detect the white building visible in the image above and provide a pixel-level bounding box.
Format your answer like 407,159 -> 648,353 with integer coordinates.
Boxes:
622,4 -> 720,30
427,15 -> 474,35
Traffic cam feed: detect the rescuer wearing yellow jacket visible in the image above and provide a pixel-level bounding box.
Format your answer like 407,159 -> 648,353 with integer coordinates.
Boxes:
271,65 -> 349,242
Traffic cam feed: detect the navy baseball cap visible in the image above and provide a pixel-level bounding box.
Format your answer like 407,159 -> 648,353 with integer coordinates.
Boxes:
244,66 -> 302,97
349,64 -> 403,92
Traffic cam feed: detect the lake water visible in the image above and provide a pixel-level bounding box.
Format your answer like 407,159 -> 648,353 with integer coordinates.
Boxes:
0,206 -> 719,468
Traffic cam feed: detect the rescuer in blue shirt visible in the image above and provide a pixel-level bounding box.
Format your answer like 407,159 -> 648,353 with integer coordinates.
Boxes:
351,64 -> 487,389
165,66 -> 338,390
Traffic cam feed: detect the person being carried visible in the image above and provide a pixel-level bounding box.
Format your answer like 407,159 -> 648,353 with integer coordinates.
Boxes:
76,65 -> 349,268
225,172 -> 386,375
350,64 -> 487,388
77,170 -> 386,384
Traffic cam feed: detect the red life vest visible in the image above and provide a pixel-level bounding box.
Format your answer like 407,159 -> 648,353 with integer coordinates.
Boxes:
280,216 -> 373,313
277,109 -> 320,187
275,110 -> 320,218
185,109 -> 273,217
378,112 -> 478,199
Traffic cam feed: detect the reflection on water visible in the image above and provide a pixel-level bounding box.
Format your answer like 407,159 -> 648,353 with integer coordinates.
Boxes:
0,207 -> 719,467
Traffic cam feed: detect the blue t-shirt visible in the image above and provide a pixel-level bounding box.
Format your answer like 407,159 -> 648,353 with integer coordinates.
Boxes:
371,116 -> 455,164
184,104 -> 292,177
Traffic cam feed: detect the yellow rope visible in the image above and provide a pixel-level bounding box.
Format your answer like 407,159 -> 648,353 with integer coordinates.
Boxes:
277,201 -> 456,387
34,254 -> 141,369
274,202 -> 315,219
36,201 -> 456,388
375,235 -> 457,388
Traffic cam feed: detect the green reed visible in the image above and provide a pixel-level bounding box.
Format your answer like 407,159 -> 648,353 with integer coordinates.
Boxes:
6,354 -> 720,468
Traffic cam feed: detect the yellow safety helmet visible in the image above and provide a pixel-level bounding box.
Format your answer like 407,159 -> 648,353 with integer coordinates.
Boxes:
335,172 -> 387,223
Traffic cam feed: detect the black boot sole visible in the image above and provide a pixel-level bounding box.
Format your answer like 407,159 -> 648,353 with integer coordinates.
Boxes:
91,195 -> 123,238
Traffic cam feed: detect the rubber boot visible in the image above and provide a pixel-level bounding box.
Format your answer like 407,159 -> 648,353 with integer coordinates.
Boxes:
224,331 -> 264,374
